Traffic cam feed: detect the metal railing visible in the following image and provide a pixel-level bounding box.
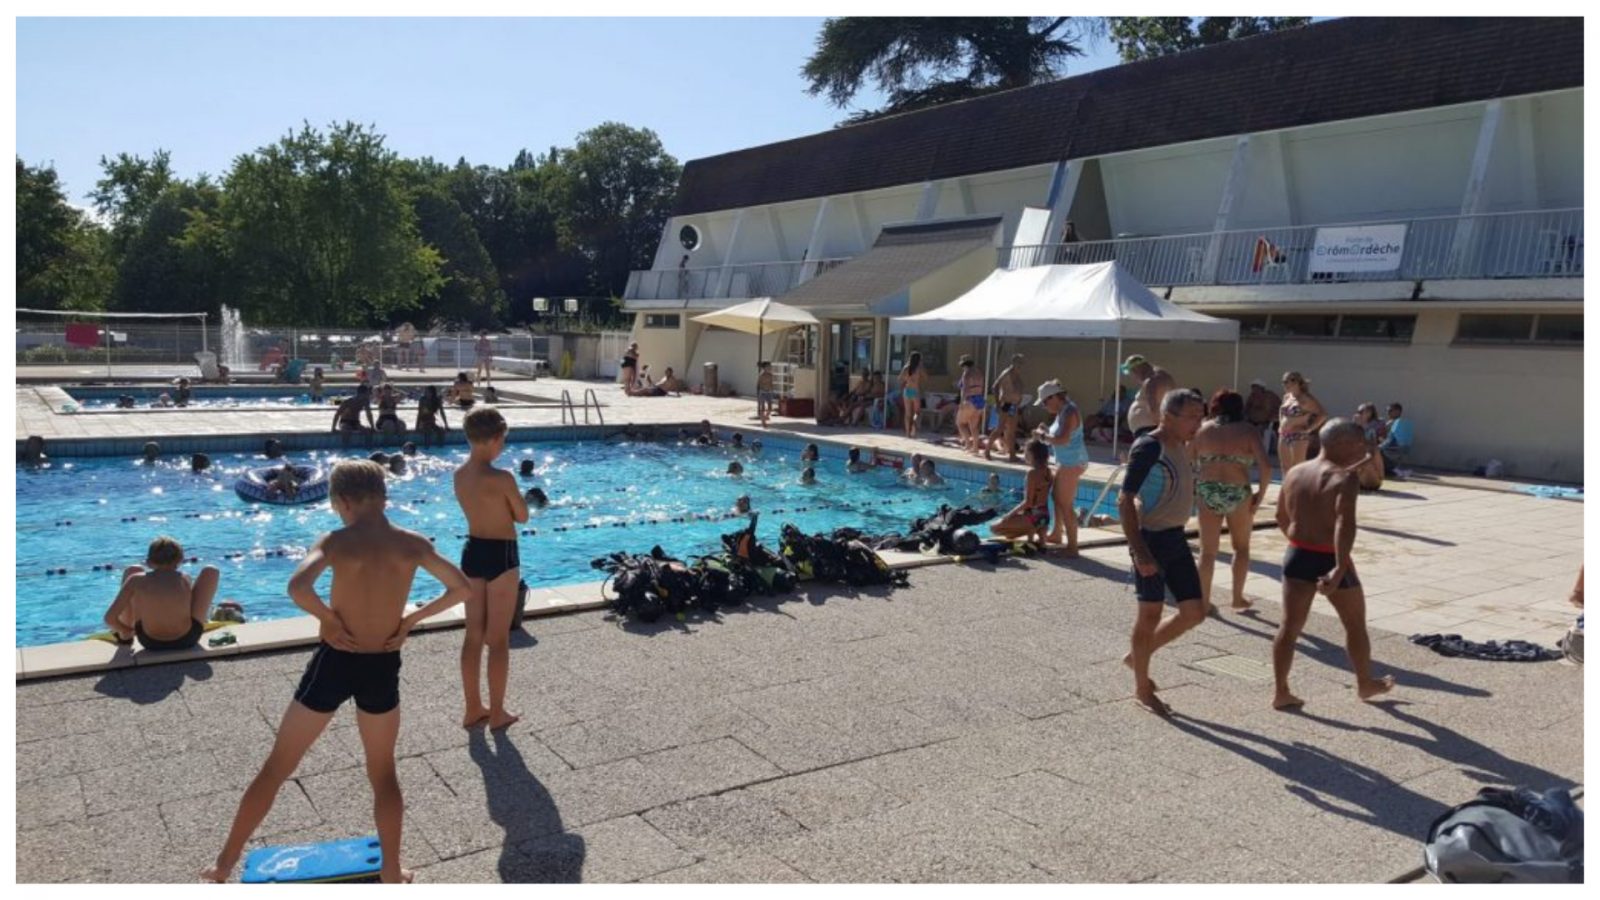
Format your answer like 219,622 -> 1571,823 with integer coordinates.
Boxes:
624,257 -> 850,301
1002,208 -> 1583,286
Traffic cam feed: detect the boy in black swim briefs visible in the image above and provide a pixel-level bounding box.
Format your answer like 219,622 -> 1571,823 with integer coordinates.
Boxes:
453,406 -> 530,731
202,460 -> 469,884
1271,418 -> 1396,711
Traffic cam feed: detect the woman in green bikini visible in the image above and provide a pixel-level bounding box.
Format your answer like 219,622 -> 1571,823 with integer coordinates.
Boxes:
898,351 -> 927,440
1192,389 -> 1272,613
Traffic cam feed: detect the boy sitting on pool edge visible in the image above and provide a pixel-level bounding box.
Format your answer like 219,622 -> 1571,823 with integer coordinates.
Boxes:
202,460 -> 471,884
103,536 -> 219,651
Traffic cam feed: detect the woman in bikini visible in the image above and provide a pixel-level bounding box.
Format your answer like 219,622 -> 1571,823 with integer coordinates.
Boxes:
990,439 -> 1052,543
1277,370 -> 1326,472
954,355 -> 987,456
898,351 -> 926,440
413,385 -> 448,447
374,384 -> 405,438
1193,389 -> 1273,613
1350,403 -> 1387,491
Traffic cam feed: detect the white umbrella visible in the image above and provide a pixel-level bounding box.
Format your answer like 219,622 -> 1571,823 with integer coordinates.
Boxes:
692,298 -> 819,365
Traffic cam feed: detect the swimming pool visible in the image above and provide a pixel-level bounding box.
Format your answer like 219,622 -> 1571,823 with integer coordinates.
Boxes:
14,437 -> 1119,646
66,385 -> 331,411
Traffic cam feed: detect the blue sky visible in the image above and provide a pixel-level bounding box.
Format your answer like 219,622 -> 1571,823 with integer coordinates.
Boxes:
16,17 -> 1125,204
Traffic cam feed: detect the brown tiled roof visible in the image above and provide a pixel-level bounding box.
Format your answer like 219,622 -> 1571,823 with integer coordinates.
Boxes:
674,17 -> 1582,216
779,217 -> 1001,312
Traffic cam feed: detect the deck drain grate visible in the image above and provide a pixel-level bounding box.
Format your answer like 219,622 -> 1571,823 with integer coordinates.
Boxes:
1190,654 -> 1274,681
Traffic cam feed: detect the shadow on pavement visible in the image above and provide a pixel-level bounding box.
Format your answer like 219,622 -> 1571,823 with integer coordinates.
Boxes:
1168,702 -> 1570,840
468,729 -> 585,883
1357,524 -> 1457,547
1219,609 -> 1491,698
94,660 -> 212,703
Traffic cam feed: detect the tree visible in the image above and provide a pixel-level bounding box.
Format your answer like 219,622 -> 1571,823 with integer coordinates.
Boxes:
551,123 -> 680,296
396,159 -> 508,329
16,157 -> 114,311
215,122 -> 442,326
1106,17 -> 1310,62
110,178 -> 228,316
803,17 -> 1097,123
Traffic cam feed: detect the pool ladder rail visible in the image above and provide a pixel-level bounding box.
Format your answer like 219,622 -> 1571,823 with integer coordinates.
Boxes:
1078,463 -> 1124,527
560,388 -> 605,426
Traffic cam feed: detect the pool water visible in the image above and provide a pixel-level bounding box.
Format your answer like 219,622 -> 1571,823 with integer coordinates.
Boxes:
15,439 -> 1118,646
68,386 -> 334,411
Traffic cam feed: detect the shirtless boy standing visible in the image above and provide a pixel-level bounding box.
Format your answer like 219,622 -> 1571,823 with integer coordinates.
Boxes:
103,537 -> 219,650
454,406 -> 529,730
202,460 -> 470,883
1272,418 -> 1397,710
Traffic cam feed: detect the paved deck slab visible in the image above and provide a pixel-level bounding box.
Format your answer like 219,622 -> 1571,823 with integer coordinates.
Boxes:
15,560 -> 1582,883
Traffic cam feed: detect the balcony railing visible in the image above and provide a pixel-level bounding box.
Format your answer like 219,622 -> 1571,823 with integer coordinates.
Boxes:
1001,208 -> 1583,287
624,258 -> 850,301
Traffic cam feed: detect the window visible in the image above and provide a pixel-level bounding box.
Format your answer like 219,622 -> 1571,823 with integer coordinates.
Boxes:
643,314 -> 680,329
1456,314 -> 1535,343
1264,315 -> 1338,339
784,326 -> 817,367
1534,314 -> 1583,343
1337,315 -> 1416,342
1219,315 -> 1270,338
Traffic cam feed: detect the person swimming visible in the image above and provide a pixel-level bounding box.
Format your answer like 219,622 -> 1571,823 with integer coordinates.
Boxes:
800,466 -> 817,485
978,472 -> 1003,497
265,438 -> 284,459
846,447 -> 871,473
727,460 -> 744,477
519,458 -> 537,477
801,443 -> 820,463
733,495 -> 752,515
388,455 -> 407,476
524,486 -> 549,509
268,464 -> 301,499
191,453 -> 211,473
142,442 -> 161,464
401,441 -> 418,457
903,453 -> 926,482
917,458 -> 945,486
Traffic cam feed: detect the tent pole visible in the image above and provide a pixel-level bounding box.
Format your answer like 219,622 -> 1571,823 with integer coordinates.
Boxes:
1098,339 -> 1105,404
1232,339 -> 1240,391
1112,336 -> 1122,461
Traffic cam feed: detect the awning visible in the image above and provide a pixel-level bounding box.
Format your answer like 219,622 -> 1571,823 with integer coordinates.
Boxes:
776,216 -> 1002,318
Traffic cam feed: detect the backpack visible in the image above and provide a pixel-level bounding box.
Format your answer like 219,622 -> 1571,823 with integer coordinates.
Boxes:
1424,787 -> 1583,883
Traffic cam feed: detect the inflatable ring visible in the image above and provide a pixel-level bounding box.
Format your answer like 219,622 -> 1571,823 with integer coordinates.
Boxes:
235,464 -> 329,505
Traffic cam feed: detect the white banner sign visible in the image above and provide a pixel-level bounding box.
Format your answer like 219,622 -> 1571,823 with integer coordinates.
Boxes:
1309,224 -> 1407,274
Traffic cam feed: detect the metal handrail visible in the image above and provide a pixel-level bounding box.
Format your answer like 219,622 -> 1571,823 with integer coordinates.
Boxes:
583,388 -> 605,426
1004,207 -> 1584,286
559,389 -> 577,426
1079,464 -> 1125,527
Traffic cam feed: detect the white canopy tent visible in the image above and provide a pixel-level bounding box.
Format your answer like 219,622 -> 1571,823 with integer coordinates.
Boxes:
889,261 -> 1241,449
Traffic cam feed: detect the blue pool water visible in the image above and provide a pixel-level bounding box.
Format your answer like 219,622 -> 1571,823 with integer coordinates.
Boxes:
15,439 -> 1117,646
68,386 -> 331,410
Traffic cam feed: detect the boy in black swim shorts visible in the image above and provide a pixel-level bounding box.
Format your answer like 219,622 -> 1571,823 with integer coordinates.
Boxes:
202,460 -> 469,884
453,406 -> 530,730
1271,418 -> 1395,710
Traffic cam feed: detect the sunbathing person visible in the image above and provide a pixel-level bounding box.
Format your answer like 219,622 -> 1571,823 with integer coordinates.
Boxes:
102,536 -> 219,650
990,440 -> 1052,543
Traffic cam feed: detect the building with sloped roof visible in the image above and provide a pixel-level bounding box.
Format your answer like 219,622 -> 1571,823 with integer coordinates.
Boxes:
623,17 -> 1583,480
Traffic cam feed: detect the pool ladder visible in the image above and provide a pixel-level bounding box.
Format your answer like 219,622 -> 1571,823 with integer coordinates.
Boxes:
560,388 -> 604,426
1078,464 -> 1124,526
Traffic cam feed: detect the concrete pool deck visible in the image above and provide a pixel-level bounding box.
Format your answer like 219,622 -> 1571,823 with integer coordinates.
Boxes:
14,560 -> 1583,883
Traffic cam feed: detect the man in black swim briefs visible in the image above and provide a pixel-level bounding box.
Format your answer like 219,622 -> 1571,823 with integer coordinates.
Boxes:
1271,418 -> 1396,710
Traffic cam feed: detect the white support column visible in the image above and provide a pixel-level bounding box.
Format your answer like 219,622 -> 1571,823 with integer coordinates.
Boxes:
1449,100 -> 1505,265
1259,132 -> 1297,226
914,181 -> 943,220
956,178 -> 976,216
799,197 -> 832,284
766,206 -> 790,260
715,209 -> 748,299
851,195 -> 874,252
1041,160 -> 1083,246
1510,97 -> 1540,207
1202,136 -> 1253,281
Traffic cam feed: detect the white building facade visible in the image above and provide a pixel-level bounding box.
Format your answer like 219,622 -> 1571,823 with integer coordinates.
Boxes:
623,17 -> 1583,482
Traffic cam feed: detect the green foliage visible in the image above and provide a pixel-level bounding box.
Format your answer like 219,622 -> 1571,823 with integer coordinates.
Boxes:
552,123 -> 681,296
1106,17 -> 1310,62
20,119 -> 680,328
803,17 -> 1095,123
216,122 -> 443,327
16,157 -> 114,311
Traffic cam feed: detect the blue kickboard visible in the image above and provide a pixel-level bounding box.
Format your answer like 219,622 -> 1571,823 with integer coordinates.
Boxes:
241,836 -> 383,883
